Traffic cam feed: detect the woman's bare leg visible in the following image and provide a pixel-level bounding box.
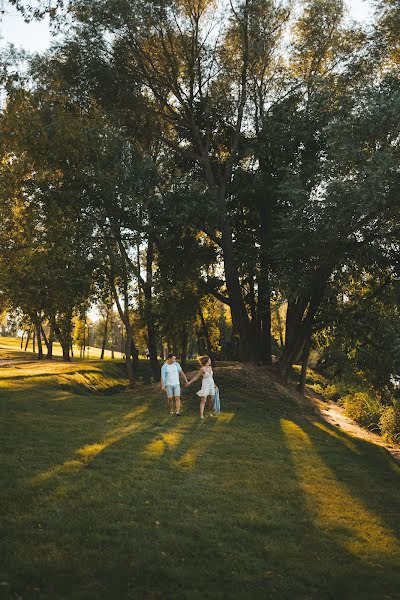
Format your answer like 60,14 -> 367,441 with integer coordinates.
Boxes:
200,396 -> 207,418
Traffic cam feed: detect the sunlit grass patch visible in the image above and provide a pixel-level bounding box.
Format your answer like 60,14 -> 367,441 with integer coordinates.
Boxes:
311,420 -> 362,454
281,419 -> 400,560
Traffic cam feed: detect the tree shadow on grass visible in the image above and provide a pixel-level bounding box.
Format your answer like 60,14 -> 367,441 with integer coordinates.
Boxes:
301,417 -> 400,535
3,384 -> 400,600
0,368 -> 102,381
279,417 -> 400,595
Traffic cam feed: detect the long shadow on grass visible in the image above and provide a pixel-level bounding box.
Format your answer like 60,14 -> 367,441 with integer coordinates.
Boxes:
301,417 -> 400,535
0,368 -> 102,381
280,417 -> 400,597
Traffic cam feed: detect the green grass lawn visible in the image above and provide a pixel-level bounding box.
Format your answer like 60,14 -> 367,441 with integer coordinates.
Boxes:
1,356 -> 400,599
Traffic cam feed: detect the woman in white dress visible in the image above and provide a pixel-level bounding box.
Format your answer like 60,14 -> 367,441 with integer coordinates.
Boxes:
188,356 -> 215,419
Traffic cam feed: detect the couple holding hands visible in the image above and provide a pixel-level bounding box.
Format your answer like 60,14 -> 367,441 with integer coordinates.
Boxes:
160,354 -> 218,419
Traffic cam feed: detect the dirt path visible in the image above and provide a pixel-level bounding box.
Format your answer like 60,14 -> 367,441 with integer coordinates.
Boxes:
307,391 -> 400,462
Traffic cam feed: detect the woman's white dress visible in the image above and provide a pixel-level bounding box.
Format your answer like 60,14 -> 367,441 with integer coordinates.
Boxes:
197,367 -> 215,397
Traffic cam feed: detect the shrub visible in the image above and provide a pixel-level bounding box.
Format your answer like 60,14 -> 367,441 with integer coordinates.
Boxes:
308,382 -> 338,399
379,401 -> 400,443
343,392 -> 383,431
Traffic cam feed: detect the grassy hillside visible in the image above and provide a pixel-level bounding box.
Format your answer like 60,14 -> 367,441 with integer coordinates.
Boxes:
1,355 -> 400,599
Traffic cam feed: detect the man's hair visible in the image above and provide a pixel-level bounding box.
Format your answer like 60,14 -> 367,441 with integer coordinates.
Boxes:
167,353 -> 176,359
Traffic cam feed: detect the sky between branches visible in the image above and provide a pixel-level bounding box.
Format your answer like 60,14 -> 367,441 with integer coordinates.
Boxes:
1,0 -> 374,53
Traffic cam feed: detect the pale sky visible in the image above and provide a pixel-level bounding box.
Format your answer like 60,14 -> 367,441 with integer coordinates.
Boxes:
0,0 -> 374,53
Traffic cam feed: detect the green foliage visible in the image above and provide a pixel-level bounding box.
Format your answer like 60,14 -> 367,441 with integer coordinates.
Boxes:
342,391 -> 383,431
379,401 -> 400,443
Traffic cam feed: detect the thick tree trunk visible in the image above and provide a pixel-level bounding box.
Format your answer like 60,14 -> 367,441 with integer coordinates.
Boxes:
56,312 -> 73,362
60,342 -> 71,361
130,339 -> 139,369
279,283 -> 326,382
100,311 -> 109,360
221,226 -> 256,362
36,323 -> 43,360
32,329 -> 36,354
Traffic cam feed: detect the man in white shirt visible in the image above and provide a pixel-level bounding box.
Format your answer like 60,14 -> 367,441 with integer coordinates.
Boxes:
160,353 -> 189,417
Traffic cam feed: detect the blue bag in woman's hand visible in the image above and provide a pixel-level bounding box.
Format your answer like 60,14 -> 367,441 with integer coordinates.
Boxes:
213,385 -> 221,413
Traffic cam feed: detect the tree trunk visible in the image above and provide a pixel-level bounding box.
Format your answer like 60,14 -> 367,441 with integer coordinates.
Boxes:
124,324 -> 135,387
221,226 -> 256,362
36,322 -> 43,360
100,310 -> 109,360
32,328 -> 36,354
276,304 -> 284,348
82,322 -> 86,359
110,311 -> 115,359
143,237 -> 160,380
199,306 -> 216,365
180,323 -> 189,368
298,332 -> 312,395
145,307 -> 160,379
60,342 -> 71,361
279,282 -> 326,382
47,320 -> 54,359
111,249 -> 136,387
41,325 -> 49,351
56,312 -> 73,362
197,335 -> 205,356
257,200 -> 272,364
25,330 -> 31,352
130,339 -> 139,368
20,332 -> 24,349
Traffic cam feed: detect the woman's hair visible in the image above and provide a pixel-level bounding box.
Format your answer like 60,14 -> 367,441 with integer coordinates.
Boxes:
198,355 -> 210,366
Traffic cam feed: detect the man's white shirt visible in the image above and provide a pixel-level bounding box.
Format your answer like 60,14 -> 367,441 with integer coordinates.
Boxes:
164,363 -> 180,386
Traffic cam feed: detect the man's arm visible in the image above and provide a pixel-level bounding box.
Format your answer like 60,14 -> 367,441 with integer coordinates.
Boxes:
160,364 -> 166,390
177,363 -> 189,384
